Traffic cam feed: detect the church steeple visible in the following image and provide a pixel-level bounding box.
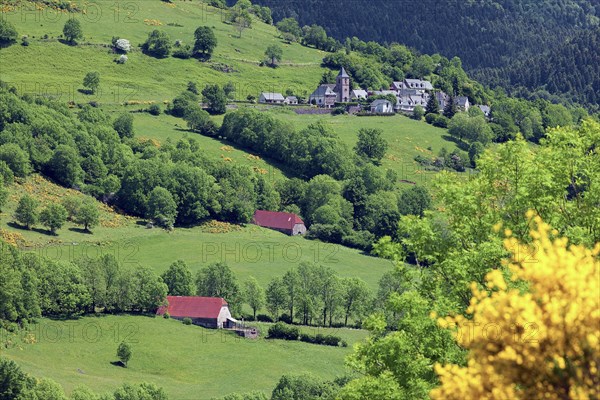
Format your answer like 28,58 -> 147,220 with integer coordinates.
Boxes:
335,67 -> 350,102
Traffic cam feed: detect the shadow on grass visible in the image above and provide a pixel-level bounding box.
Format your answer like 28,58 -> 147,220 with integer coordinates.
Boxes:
68,227 -> 93,234
441,134 -> 469,151
110,361 -> 126,368
6,221 -> 54,235
77,88 -> 94,95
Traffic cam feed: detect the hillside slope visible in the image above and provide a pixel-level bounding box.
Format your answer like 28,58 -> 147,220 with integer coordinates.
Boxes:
0,0 -> 327,103
254,0 -> 599,107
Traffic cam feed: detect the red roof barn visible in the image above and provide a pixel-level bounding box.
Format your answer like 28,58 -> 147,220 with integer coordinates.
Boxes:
157,296 -> 234,329
252,210 -> 307,236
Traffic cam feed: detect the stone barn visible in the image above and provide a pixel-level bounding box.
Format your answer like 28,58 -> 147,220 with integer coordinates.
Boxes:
252,210 -> 306,236
156,296 -> 235,329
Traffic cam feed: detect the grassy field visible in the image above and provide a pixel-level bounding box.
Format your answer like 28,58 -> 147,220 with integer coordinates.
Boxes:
0,0 -> 326,104
2,175 -> 393,289
2,316 -> 367,399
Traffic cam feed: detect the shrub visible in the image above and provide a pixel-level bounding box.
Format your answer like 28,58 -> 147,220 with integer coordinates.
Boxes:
163,312 -> 170,319
267,322 -> 299,340
20,36 -> 29,46
300,333 -> 315,343
172,44 -> 192,59
147,103 -> 161,115
116,55 -> 128,64
182,317 -> 192,325
256,314 -> 273,323
0,19 -> 18,44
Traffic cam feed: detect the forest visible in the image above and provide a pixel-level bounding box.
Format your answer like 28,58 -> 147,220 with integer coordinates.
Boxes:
252,0 -> 599,109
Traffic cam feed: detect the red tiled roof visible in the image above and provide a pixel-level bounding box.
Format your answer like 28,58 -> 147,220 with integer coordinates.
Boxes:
252,210 -> 305,231
156,296 -> 227,319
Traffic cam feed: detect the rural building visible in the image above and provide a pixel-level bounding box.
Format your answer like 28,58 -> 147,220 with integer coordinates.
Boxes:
370,99 -> 393,113
309,67 -> 351,106
156,296 -> 235,329
309,84 -> 337,107
351,89 -> 368,100
284,96 -> 298,105
403,79 -> 434,91
455,96 -> 470,111
259,92 -> 285,104
478,105 -> 491,117
252,210 -> 306,236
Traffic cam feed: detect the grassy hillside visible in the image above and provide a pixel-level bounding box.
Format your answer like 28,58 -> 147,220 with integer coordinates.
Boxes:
3,175 -> 392,289
3,316 -> 366,398
0,0 -> 326,104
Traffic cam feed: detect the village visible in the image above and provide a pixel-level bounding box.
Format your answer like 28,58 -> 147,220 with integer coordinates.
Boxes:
258,67 -> 491,117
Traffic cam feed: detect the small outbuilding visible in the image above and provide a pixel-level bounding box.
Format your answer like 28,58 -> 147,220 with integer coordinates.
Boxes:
156,296 -> 235,329
284,96 -> 298,105
252,210 -> 306,236
259,92 -> 285,104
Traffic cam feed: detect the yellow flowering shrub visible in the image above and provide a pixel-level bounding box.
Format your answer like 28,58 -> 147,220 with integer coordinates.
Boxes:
431,213 -> 600,400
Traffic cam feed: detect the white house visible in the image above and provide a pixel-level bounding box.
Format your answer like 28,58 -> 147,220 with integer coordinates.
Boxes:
351,89 -> 368,100
259,92 -> 285,104
284,96 -> 298,105
370,99 -> 393,113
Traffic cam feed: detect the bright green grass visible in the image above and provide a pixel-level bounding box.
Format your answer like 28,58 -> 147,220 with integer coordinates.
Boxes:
265,111 -> 464,186
3,176 -> 393,289
3,316 -> 367,399
0,0 -> 326,104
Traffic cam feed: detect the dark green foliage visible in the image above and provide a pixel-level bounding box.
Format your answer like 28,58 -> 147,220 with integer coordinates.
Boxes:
182,317 -> 192,325
183,106 -> 216,135
195,262 -> 242,315
161,260 -> 194,296
398,186 -> 431,217
468,142 -> 485,167
354,128 -> 388,165
271,374 -> 341,400
148,104 -> 161,115
0,19 -> 18,44
412,105 -> 425,120
117,341 -> 132,367
0,358 -> 35,399
425,93 -> 440,115
14,195 -> 38,229
63,18 -> 82,43
39,203 -> 68,234
201,84 -> 227,114
0,143 -> 31,177
170,91 -> 198,118
267,322 -> 300,340
146,186 -> 178,228
47,145 -> 84,188
443,95 -> 458,119
265,44 -> 283,66
112,383 -> 167,400
75,200 -> 100,231
83,71 -> 100,94
113,113 -> 134,139
142,30 -> 172,58
193,26 -> 217,59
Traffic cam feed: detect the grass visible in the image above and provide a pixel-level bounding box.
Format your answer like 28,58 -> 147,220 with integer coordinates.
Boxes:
0,0 -> 326,104
2,315 -> 367,399
3,175 -> 393,289
264,110 -> 465,186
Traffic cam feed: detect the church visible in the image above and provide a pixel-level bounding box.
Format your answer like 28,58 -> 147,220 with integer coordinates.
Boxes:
308,67 -> 350,107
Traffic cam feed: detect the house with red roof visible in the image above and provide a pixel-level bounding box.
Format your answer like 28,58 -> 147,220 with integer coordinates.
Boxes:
156,296 -> 234,329
252,210 -> 306,236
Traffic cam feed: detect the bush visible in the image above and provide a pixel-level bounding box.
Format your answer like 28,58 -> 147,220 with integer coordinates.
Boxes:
20,36 -> 29,46
116,55 -> 128,64
147,104 -> 161,115
182,317 -> 192,325
0,19 -> 18,44
172,44 -> 192,59
342,230 -> 375,250
256,314 -> 273,323
163,312 -> 170,319
425,113 -> 449,128
267,322 -> 299,340
300,333 -> 315,343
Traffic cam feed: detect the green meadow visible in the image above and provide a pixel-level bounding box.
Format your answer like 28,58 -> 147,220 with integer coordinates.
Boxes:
0,0 -> 326,104
2,316 -> 367,399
